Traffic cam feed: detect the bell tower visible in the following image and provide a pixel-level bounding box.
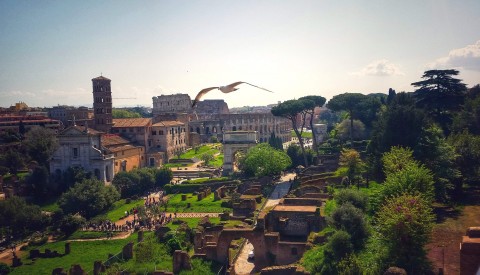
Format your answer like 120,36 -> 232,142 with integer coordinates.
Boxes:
92,75 -> 113,133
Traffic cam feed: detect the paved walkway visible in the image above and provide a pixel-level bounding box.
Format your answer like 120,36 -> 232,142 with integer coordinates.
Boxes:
234,173 -> 295,274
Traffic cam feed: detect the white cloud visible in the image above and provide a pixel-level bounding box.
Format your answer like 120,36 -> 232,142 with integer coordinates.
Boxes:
351,59 -> 404,76
427,40 -> 480,71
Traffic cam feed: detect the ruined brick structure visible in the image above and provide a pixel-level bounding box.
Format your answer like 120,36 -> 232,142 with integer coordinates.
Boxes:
152,94 -> 192,115
460,227 -> 480,275
195,99 -> 229,117
92,76 -> 113,133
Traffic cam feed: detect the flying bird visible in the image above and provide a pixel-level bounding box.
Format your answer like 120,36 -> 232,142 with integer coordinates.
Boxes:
191,81 -> 274,108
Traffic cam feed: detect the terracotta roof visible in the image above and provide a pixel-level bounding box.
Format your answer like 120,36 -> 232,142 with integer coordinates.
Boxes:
152,120 -> 184,127
112,118 -> 151,128
92,75 -> 111,81
101,134 -> 131,147
272,205 -> 317,213
107,145 -> 138,153
60,125 -> 102,135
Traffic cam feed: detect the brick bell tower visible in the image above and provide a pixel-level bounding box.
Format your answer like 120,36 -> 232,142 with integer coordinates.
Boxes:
92,75 -> 113,133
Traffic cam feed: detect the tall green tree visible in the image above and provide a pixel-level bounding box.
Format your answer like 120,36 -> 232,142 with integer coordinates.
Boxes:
239,143 -> 291,177
412,69 -> 467,133
339,148 -> 365,187
448,130 -> 480,186
452,84 -> 480,134
0,196 -> 47,238
299,95 -> 327,155
23,126 -> 58,167
414,125 -> 460,201
271,99 -> 315,166
376,194 -> 434,273
327,93 -> 369,144
59,178 -> 120,218
268,132 -> 283,150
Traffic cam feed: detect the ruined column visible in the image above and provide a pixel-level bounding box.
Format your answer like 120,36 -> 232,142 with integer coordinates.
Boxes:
64,242 -> 71,255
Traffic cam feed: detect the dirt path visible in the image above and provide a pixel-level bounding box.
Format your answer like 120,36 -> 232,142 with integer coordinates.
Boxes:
426,187 -> 480,275
68,231 -> 132,242
234,241 -> 255,275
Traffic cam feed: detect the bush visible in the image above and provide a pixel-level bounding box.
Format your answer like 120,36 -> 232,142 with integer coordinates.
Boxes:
335,189 -> 368,211
0,262 -> 11,274
328,203 -> 369,250
59,214 -> 86,236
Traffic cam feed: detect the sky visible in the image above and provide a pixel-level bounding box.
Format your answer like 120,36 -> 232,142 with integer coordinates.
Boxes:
1,0 -> 480,108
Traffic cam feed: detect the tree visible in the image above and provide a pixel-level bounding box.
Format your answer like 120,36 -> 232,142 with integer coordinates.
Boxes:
381,146 -> 417,177
414,124 -> 460,201
335,119 -> 366,142
299,95 -> 327,155
328,203 -> 369,250
112,109 -> 142,118
412,69 -> 467,132
271,99 -> 315,167
367,93 -> 426,179
335,189 -> 368,212
23,126 -> 58,167
268,132 -> 283,150
0,149 -> 25,174
0,196 -> 47,238
327,93 -> 369,144
59,214 -> 86,236
239,143 -> 291,177
339,149 -> 365,187
155,167 -> 173,187
26,165 -> 49,198
448,130 -> 480,185
59,178 -> 120,218
375,162 -> 435,212
452,84 -> 480,134
201,152 -> 214,166
376,194 -> 434,273
286,144 -> 314,168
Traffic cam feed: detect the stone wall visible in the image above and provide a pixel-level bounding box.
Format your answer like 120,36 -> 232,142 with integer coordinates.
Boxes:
460,227 -> 480,275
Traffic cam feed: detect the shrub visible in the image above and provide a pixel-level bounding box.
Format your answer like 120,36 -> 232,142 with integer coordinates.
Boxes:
59,214 -> 86,236
328,203 -> 369,250
335,189 -> 368,211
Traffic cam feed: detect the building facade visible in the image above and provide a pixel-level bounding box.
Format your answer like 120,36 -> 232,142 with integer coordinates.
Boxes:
50,126 -> 114,183
152,94 -> 192,116
0,115 -> 61,134
48,106 -> 93,128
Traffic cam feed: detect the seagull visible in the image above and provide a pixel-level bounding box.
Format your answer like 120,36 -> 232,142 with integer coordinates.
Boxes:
191,81 -> 274,108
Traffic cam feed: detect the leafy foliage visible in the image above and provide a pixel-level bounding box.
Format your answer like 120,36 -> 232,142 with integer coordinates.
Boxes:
335,189 -> 368,212
112,109 -> 142,118
113,167 -> 172,198
335,119 -> 366,141
59,214 -> 86,236
200,152 -> 214,166
0,196 -> 48,238
448,130 -> 480,185
286,144 -> 313,168
239,143 -> 291,177
414,124 -> 460,201
59,178 -> 120,219
375,194 -> 434,272
328,203 -> 369,250
381,146 -> 417,177
339,148 -> 365,186
23,126 -> 58,166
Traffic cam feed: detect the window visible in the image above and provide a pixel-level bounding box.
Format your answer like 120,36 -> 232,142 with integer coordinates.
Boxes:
152,131 -> 157,135
73,148 -> 78,158
159,130 -> 164,135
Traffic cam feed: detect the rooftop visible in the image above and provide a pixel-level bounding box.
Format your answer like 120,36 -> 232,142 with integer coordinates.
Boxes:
112,118 -> 151,128
101,134 -> 132,147
152,120 -> 184,127
272,205 -> 317,213
92,75 -> 111,81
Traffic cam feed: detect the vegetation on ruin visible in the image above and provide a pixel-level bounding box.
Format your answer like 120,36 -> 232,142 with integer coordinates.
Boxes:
238,143 -> 291,177
165,193 -> 229,213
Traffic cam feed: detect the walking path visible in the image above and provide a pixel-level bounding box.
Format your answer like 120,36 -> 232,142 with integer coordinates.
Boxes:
234,172 -> 295,275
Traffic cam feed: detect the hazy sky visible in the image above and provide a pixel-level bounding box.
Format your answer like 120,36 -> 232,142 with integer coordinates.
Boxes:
1,0 -> 479,108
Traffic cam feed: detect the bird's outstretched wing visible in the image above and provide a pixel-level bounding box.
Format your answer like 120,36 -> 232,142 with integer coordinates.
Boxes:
242,82 -> 274,93
223,81 -> 274,93
192,87 -> 218,108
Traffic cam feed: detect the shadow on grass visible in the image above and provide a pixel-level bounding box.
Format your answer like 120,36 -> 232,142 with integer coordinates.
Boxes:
433,185 -> 480,223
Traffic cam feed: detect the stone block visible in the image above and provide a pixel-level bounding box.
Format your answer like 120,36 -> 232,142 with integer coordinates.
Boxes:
52,268 -> 67,275
122,242 -> 134,260
181,194 -> 187,201
64,242 -> 71,255
69,264 -> 86,275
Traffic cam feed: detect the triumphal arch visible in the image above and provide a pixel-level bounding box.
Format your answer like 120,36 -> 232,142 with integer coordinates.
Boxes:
222,131 -> 258,175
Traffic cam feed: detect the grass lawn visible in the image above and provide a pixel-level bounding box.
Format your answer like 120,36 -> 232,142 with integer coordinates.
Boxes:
210,154 -> 224,168
11,233 -> 141,275
291,130 -> 313,138
165,193 -> 229,213
104,199 -> 144,221
66,231 -> 123,240
180,144 -> 220,159
37,197 -> 61,212
166,217 -> 244,231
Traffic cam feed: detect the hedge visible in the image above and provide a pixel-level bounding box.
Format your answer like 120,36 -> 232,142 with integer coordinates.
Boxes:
164,180 -> 241,194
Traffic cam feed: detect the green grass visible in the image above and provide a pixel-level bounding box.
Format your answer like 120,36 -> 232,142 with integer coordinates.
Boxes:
12,233 -> 141,275
165,193 -> 229,213
37,197 -> 61,212
183,177 -> 229,184
166,217 -> 243,230
66,231 -> 123,240
180,144 -> 220,159
291,130 -> 313,138
210,154 -> 224,167
104,199 -> 144,221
